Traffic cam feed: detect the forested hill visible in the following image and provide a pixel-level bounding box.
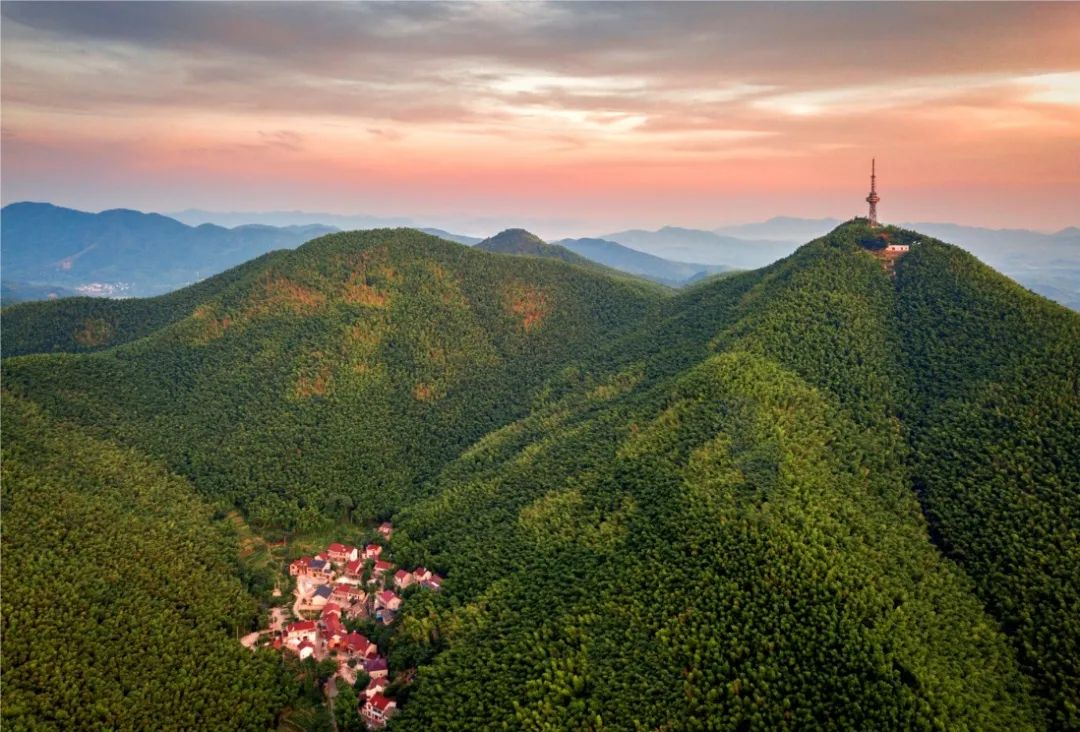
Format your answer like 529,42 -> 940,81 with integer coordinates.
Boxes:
476,228 -> 600,268
895,239 -> 1080,727
382,221 -> 1076,728
0,250 -> 292,358
3,220 -> 1076,728
2,228 -> 663,530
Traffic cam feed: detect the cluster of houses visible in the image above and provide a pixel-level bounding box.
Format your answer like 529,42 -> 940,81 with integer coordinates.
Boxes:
289,535 -> 442,625
279,610 -> 397,725
263,522 -> 442,726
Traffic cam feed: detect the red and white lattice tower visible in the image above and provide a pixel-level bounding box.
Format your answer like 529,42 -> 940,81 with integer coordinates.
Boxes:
865,158 -> 880,226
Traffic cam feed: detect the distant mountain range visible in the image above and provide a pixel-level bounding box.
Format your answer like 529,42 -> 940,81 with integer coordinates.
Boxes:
2,203 -> 1075,309
555,237 -> 732,286
168,207 -> 413,230
600,226 -> 797,270
1,202 -> 337,299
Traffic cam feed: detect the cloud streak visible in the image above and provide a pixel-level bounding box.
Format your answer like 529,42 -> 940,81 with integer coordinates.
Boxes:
1,1 -> 1078,232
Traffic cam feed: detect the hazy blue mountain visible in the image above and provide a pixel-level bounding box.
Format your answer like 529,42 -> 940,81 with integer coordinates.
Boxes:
168,207 -> 412,230
601,226 -> 798,269
0,281 -> 78,304
1,202 -> 337,302
170,209 -> 484,246
556,236 -> 731,285
714,216 -> 841,242
899,221 -> 1079,310
419,228 -> 483,246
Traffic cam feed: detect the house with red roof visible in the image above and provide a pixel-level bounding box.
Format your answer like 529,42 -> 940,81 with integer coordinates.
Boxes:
323,613 -> 346,647
331,583 -> 365,605
320,603 -> 341,620
344,558 -> 364,579
378,522 -> 393,540
420,574 -> 444,591
289,556 -> 313,577
412,566 -> 432,582
393,569 -> 414,589
343,631 -> 378,659
362,693 -> 397,727
362,544 -> 383,561
286,620 -> 318,644
375,590 -> 402,612
364,675 -> 389,699
327,543 -> 358,564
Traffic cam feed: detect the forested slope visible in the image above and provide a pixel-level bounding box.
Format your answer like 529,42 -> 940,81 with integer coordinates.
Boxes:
382,224 -> 1047,729
895,241 -> 1080,727
2,228 -> 662,531
0,393 -> 295,730
1,250 -> 291,358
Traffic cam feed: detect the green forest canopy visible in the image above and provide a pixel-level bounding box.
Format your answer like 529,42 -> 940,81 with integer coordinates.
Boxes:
2,221 -> 1077,728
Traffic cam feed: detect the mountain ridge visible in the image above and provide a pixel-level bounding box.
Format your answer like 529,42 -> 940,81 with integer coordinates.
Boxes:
0,201 -> 338,300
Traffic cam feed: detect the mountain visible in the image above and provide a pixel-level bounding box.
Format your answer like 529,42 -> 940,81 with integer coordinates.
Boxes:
2,228 -> 661,526
0,202 -> 337,301
389,221 -> 1077,729
168,207 -> 413,230
0,280 -> 78,304
170,209 -> 485,246
476,228 -> 594,265
602,225 -> 798,269
605,219 -> 1079,309
418,227 -> 483,246
3,221 -> 1076,728
715,215 -> 842,241
897,221 -> 1080,310
556,236 -> 732,286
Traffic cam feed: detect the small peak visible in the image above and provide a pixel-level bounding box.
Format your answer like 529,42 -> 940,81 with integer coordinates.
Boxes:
476,228 -> 549,253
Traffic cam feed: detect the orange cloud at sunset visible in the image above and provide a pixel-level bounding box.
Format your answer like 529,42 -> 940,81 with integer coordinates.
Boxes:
2,1 -> 1077,235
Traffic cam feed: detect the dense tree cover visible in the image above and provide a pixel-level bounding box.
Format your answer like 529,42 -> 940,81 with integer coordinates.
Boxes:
0,250 -> 292,358
3,221 -> 1076,728
896,240 -> 1080,726
2,229 -> 662,533
386,230 -> 1044,729
0,392 -> 300,730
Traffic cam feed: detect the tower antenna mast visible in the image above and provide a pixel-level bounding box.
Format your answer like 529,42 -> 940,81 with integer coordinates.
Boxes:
865,158 -> 880,226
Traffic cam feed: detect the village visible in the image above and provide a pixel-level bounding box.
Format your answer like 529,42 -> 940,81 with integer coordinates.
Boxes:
240,522 -> 443,728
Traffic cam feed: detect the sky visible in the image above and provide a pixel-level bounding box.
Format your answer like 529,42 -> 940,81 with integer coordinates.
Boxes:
2,1 -> 1078,238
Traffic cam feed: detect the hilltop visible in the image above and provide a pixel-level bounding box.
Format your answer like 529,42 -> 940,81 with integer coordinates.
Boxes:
476,228 -> 596,267
389,220 -> 1078,728
3,220 -> 1076,729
